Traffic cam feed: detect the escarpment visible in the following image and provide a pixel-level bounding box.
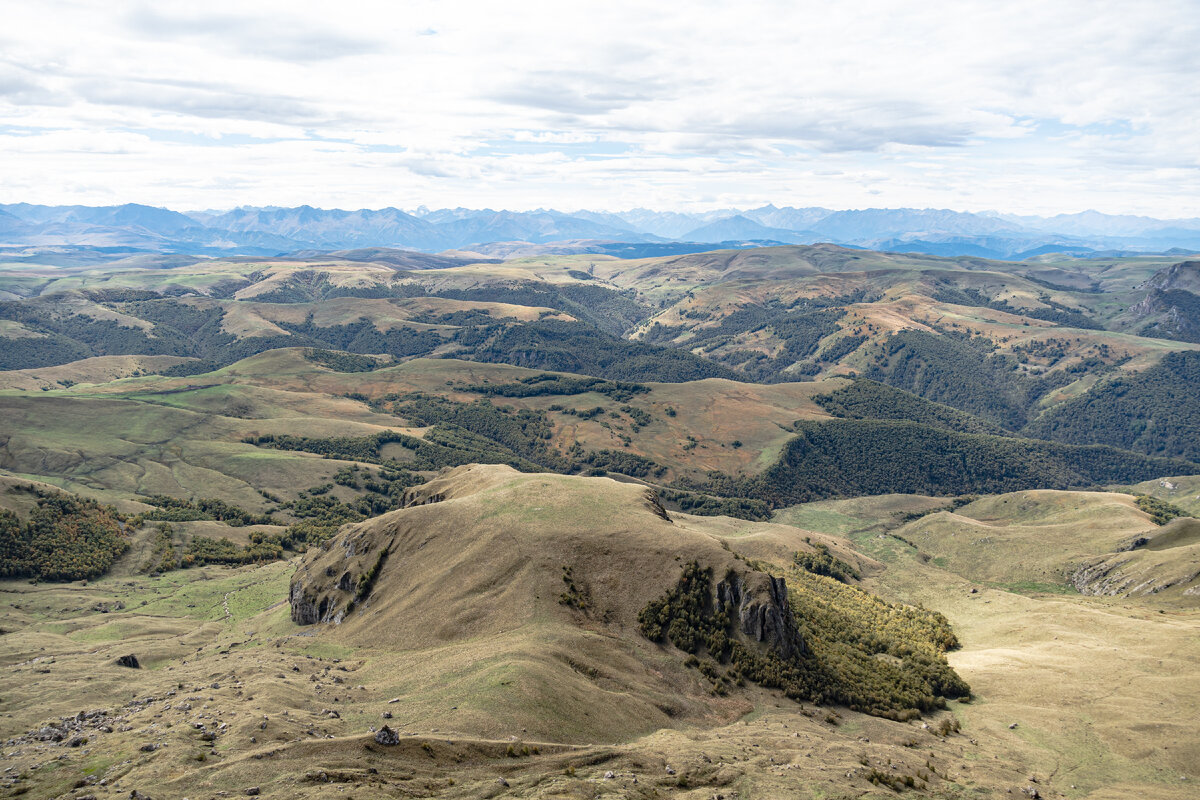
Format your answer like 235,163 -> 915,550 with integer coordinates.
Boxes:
716,570 -> 805,659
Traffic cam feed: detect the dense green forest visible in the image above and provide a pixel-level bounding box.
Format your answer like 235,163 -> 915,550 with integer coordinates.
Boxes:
1133,494 -> 1189,525
750,419 -> 1199,505
1024,351 -> 1200,461
863,330 -> 1069,429
460,373 -> 649,402
814,379 -> 1004,434
384,393 -> 568,469
454,320 -> 740,382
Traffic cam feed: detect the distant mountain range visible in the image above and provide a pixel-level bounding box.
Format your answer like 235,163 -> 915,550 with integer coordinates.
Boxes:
2,202 -> 1200,261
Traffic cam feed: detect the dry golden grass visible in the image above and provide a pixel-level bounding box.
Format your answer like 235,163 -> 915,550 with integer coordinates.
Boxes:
2,470 -> 1198,798
0,355 -> 197,391
898,490 -> 1159,590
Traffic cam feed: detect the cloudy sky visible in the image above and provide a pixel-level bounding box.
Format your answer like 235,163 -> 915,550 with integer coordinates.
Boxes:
2,0 -> 1198,215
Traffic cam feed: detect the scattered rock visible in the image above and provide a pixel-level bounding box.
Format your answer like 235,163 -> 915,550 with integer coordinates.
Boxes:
245,788 -> 261,796
1008,722 -> 1018,729
604,770 -> 615,779
381,711 -> 392,719
374,725 -> 400,745
665,766 -> 677,775
139,743 -> 158,752
497,778 -> 510,787
116,655 -> 140,669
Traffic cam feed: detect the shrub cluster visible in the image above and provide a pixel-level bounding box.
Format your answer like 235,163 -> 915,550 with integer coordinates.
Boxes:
0,490 -> 129,581
638,561 -> 970,719
1133,493 -> 1189,525
793,542 -> 860,583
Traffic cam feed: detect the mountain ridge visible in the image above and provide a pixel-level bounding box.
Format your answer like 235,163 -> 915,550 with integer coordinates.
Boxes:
4,202 -> 1200,259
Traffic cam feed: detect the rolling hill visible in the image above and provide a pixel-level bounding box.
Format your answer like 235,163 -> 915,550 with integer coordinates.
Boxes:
2,240 -> 1200,799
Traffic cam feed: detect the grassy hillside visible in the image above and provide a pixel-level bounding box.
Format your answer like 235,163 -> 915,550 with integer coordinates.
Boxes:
896,490 -> 1156,590
291,465 -> 966,728
2,347 -> 1194,530
3,247 -> 1200,450
2,246 -> 1200,798
2,468 -> 1198,799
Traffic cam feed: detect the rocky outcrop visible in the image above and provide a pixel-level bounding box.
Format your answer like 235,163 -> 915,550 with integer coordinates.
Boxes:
715,571 -> 806,659
374,725 -> 400,745
1071,555 -> 1200,597
1131,288 -> 1200,343
644,489 -> 672,522
289,519 -> 397,624
289,579 -> 345,625
1142,260 -> 1200,294
1131,262 -> 1200,342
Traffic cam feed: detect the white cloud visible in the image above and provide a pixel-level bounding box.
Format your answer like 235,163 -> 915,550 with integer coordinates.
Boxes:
0,0 -> 1197,215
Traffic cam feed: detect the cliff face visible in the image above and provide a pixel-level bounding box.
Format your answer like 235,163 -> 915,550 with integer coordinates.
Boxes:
716,571 -> 806,659
1131,262 -> 1200,344
1143,261 -> 1200,294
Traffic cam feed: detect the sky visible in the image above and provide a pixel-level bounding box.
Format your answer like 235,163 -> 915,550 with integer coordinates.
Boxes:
1,0 -> 1198,216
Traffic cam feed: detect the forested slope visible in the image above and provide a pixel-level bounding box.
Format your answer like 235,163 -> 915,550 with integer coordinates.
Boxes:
1024,351 -> 1200,460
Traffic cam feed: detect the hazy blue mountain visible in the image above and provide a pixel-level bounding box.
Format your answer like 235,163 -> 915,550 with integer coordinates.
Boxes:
0,209 -> 34,238
990,210 -> 1200,237
681,215 -> 819,244
1,203 -> 198,234
741,204 -> 832,231
1119,227 -> 1200,252
2,202 -> 1200,259
1,203 -> 306,253
435,209 -> 662,245
562,209 -> 646,233
607,209 -> 711,238
192,206 -> 446,251
808,208 -> 1020,242
414,207 -> 496,225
